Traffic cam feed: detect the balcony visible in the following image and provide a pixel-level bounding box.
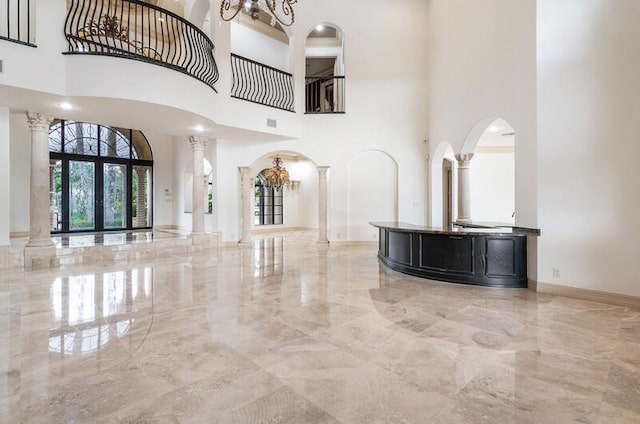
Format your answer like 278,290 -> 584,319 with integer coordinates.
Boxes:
0,0 -> 36,46
64,0 -> 218,91
305,75 -> 345,114
231,53 -> 294,112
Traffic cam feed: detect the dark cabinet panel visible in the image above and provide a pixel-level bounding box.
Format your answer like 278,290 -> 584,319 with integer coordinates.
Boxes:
388,231 -> 412,265
420,235 -> 473,274
486,238 -> 516,277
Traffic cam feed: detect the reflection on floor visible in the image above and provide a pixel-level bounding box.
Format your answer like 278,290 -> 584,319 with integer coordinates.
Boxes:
1,230 -> 639,423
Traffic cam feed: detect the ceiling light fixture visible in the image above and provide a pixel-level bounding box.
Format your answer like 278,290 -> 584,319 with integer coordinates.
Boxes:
194,125 -> 204,132
263,157 -> 290,191
59,102 -> 73,110
220,0 -> 297,27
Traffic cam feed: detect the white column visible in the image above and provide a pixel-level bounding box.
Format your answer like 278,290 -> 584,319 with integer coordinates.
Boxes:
0,107 -> 10,268
455,153 -> 474,224
26,112 -> 54,246
317,166 -> 329,245
189,136 -> 207,236
239,166 -> 253,245
24,112 -> 55,267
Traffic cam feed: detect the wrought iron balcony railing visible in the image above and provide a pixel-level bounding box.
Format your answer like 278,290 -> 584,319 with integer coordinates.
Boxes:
305,75 -> 345,114
1,0 -> 36,46
231,53 -> 294,112
64,0 -> 218,91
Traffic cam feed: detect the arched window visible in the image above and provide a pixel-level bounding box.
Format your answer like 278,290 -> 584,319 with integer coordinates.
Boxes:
254,171 -> 284,225
49,120 -> 153,233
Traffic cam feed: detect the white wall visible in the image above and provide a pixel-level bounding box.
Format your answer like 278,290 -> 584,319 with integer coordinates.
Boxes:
470,151 -> 515,223
428,0 -> 537,228
0,107 -> 10,245
347,151 -> 398,241
144,132 -> 174,229
536,0 -> 640,297
212,0 -> 429,243
231,22 -> 290,71
9,113 -> 30,235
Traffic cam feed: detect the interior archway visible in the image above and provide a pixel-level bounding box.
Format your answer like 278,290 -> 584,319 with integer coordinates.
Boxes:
465,118 -> 516,223
430,141 -> 456,227
248,151 -> 319,232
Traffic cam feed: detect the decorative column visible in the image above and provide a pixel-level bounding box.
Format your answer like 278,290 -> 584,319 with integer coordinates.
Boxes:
239,167 -> 253,245
134,167 -> 148,227
317,166 -> 330,245
25,112 -> 55,267
455,153 -> 474,224
189,136 -> 207,240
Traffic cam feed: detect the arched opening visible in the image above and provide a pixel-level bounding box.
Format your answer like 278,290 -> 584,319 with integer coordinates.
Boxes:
305,22 -> 345,113
249,153 -> 318,230
48,120 -> 153,233
430,141 -> 456,227
463,118 -> 516,224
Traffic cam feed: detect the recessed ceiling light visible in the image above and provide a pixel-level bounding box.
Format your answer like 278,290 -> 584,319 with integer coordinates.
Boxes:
316,24 -> 324,32
59,102 -> 73,110
194,125 -> 204,132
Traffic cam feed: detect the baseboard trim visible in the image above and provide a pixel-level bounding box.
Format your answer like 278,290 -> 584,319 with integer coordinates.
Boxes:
330,241 -> 378,247
535,281 -> 640,309
527,278 -> 538,291
10,232 -> 29,238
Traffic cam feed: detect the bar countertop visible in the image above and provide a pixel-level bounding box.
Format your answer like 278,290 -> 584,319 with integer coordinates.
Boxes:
369,221 -> 540,237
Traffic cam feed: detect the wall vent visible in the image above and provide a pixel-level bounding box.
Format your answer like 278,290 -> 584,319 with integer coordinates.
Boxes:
267,119 -> 277,128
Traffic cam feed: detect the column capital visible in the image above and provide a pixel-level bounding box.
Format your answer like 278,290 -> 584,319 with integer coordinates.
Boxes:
189,136 -> 208,151
26,112 -> 54,132
317,166 -> 330,176
455,153 -> 474,168
238,166 -> 252,178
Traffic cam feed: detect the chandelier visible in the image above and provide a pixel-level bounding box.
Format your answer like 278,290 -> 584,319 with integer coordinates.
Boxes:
263,157 -> 290,191
220,0 -> 297,27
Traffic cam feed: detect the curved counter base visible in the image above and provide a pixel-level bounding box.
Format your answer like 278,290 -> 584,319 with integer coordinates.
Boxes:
372,223 -> 530,288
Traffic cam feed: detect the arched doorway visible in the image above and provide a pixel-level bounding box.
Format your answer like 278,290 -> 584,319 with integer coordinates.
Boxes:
430,141 -> 456,227
461,118 -> 516,224
48,120 -> 153,233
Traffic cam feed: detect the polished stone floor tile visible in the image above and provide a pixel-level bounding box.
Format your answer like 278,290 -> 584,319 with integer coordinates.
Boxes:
1,230 -> 639,423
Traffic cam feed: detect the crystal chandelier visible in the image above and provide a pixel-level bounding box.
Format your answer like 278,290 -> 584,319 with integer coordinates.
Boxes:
220,0 -> 297,27
263,157 -> 290,191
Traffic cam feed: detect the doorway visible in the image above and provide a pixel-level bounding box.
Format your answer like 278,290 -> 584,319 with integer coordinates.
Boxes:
443,159 -> 453,228
49,120 -> 153,233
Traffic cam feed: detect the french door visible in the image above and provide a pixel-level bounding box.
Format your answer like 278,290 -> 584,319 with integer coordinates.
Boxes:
50,157 -> 151,233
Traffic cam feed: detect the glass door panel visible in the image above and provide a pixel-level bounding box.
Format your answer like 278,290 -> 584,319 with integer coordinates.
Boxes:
69,161 -> 95,231
104,163 -> 127,229
132,166 -> 152,228
50,160 -> 63,232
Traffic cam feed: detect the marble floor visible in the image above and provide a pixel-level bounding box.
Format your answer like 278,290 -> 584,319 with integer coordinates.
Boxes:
1,233 -> 639,423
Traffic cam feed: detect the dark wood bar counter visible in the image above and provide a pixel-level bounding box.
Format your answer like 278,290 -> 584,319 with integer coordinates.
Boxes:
370,222 -> 539,288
